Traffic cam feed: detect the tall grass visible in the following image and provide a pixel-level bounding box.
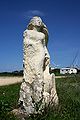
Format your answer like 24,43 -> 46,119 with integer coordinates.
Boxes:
0,75 -> 80,120
56,75 -> 80,120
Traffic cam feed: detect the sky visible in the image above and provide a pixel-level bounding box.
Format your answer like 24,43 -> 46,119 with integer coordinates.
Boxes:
0,0 -> 80,71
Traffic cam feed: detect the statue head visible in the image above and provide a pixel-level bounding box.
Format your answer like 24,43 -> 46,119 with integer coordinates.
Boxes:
29,16 -> 42,27
27,16 -> 44,30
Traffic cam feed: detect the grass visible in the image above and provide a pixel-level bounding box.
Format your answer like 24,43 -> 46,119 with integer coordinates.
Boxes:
0,75 -> 80,120
0,83 -> 20,120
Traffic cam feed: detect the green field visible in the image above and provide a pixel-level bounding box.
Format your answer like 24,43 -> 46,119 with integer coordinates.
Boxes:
0,75 -> 80,120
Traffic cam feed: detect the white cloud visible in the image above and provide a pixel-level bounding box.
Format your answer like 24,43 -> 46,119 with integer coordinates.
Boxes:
23,10 -> 45,19
29,10 -> 44,16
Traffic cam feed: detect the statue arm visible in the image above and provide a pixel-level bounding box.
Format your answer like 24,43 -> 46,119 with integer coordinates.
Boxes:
44,46 -> 50,59
44,46 -> 50,67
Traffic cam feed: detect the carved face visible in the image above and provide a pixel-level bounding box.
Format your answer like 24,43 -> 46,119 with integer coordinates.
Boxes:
30,16 -> 42,27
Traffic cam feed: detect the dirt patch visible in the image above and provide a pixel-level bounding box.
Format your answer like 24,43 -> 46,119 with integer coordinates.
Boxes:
0,76 -> 23,86
0,76 -> 66,86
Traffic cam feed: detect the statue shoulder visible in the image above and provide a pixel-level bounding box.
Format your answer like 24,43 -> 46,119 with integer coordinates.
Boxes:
23,29 -> 35,37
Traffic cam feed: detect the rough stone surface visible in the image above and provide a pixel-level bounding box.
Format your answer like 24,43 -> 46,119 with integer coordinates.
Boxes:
18,16 -> 58,119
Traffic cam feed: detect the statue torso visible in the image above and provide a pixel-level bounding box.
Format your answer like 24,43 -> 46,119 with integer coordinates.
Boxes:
24,30 -> 45,45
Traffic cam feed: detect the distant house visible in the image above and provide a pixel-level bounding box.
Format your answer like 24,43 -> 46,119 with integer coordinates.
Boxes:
60,68 -> 77,74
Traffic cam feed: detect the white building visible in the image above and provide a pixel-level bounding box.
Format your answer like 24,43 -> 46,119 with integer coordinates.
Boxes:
60,68 -> 77,74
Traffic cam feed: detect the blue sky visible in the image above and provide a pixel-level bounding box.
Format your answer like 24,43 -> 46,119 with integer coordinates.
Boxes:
0,0 -> 80,71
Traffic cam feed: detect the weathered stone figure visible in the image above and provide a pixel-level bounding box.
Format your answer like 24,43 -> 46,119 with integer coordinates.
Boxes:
18,16 -> 58,118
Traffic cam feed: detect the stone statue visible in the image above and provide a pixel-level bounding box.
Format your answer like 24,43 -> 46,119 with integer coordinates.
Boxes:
17,16 -> 58,119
